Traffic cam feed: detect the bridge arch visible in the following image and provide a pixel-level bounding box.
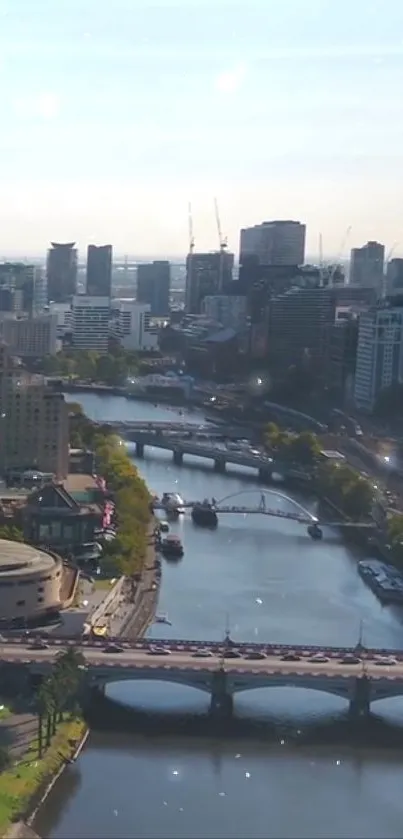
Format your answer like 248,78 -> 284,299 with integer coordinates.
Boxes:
227,675 -> 353,701
215,489 -> 317,522
89,669 -> 213,694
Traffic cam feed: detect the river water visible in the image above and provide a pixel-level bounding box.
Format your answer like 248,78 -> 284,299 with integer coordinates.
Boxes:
36,395 -> 403,839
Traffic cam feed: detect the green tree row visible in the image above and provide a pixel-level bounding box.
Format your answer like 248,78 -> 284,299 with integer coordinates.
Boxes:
264,422 -> 322,467
67,402 -> 150,577
39,348 -> 142,387
35,647 -> 86,758
316,462 -> 374,521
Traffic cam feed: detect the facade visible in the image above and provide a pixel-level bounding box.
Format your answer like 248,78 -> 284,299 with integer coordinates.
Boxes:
136,261 -> 171,316
202,295 -> 247,332
1,314 -> 58,357
49,302 -> 73,337
0,343 -> 69,477
23,481 -> 102,558
185,251 -> 234,314
47,242 -> 78,303
386,259 -> 403,297
86,244 -> 113,298
349,241 -> 385,293
0,263 -> 36,314
354,304 -> 403,411
33,268 -> 48,314
324,309 -> 359,395
111,299 -> 158,351
72,295 -> 110,352
240,220 -> 306,267
0,538 -> 63,624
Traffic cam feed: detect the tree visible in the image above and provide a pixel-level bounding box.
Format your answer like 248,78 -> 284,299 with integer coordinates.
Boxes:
36,678 -> 54,755
0,746 -> 11,771
287,432 -> 320,466
0,525 -> 23,542
53,647 -> 86,718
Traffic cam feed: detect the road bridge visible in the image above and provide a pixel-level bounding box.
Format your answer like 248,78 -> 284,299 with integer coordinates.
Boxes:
1,640 -> 403,717
104,420 -> 250,439
127,433 -> 275,475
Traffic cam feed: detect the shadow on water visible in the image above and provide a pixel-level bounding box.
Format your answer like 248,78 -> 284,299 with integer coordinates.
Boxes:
85,691 -> 403,751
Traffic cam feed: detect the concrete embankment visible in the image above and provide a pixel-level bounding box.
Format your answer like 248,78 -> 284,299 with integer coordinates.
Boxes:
6,821 -> 41,838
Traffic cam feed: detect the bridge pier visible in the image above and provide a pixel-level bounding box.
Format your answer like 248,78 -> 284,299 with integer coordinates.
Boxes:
214,458 -> 226,473
173,450 -> 183,466
135,442 -> 144,458
349,677 -> 371,718
210,669 -> 233,718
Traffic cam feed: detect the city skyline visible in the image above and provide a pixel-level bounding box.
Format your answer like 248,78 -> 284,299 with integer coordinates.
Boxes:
1,0 -> 403,256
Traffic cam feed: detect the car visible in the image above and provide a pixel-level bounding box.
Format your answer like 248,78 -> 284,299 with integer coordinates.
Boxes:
223,650 -> 241,659
308,654 -> 329,663
30,640 -> 49,651
246,651 -> 266,660
340,655 -> 361,665
375,656 -> 397,666
281,653 -> 301,662
103,643 -> 124,654
192,650 -> 213,658
148,646 -> 171,656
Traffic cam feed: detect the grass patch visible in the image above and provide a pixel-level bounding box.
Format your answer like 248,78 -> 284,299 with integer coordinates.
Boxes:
0,705 -> 11,721
0,716 -> 86,836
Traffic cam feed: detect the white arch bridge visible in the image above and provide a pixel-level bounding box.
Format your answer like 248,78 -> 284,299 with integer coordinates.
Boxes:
155,489 -> 376,529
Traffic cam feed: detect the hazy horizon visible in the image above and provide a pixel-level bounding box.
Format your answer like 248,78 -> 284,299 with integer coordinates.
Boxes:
1,0 -> 403,258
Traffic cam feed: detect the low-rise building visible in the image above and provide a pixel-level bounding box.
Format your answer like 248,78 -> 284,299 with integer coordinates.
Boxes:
0,538 -> 63,625
22,480 -> 102,558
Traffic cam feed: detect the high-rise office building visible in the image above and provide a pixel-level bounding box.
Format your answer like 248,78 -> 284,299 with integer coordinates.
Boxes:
185,251 -> 234,314
1,314 -> 58,358
0,343 -> 69,477
354,303 -> 403,411
349,241 -> 385,292
0,263 -> 36,314
111,300 -> 158,351
386,259 -> 403,296
72,296 -> 110,352
47,243 -> 78,303
240,220 -> 306,267
136,261 -> 170,316
86,244 -> 113,298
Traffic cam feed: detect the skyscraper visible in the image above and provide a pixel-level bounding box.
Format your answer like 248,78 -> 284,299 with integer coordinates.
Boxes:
240,220 -> 306,267
46,243 -> 78,303
136,261 -> 170,316
354,303 -> 403,411
185,251 -> 234,314
86,244 -> 113,298
349,241 -> 385,292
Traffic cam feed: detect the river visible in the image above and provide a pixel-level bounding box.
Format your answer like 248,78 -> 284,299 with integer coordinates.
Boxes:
35,394 -> 403,839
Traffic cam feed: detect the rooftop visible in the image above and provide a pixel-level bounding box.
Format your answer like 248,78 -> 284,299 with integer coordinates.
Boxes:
0,539 -> 58,576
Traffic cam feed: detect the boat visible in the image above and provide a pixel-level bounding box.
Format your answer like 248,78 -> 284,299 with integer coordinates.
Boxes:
155,612 -> 172,626
159,520 -> 170,533
358,559 -> 403,604
160,492 -> 185,515
160,535 -> 184,558
191,500 -> 218,528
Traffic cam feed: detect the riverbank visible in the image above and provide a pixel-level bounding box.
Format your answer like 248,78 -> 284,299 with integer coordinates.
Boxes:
0,717 -> 87,837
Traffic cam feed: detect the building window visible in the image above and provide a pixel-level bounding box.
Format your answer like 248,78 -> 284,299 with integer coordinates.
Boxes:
16,599 -> 25,607
38,596 -> 44,603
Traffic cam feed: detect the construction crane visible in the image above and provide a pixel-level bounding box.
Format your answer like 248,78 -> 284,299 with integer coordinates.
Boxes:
214,197 -> 228,292
382,242 -> 400,297
186,202 -> 195,312
214,197 -> 228,253
188,202 -> 195,255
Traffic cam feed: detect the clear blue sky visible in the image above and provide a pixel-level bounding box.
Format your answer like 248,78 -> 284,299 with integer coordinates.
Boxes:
0,0 -> 402,259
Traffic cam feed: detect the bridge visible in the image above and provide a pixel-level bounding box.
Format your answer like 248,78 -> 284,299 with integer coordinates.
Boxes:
2,637 -> 403,717
104,420 -> 250,440
126,432 -> 276,475
153,489 -> 376,531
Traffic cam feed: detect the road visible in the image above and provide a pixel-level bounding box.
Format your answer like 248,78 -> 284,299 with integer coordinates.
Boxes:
1,644 -> 403,680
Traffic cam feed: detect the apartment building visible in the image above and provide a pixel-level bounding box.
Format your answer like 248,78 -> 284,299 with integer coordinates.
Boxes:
72,295 -> 110,352
1,314 -> 58,357
0,343 -> 69,477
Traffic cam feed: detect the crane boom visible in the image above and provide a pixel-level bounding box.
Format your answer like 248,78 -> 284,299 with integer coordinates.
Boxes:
214,197 -> 227,252
188,202 -> 195,254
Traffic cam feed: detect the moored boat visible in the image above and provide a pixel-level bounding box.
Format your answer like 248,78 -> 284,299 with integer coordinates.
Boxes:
191,500 -> 218,528
161,535 -> 184,558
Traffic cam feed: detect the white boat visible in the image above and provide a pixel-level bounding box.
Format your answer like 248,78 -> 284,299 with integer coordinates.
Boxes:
161,492 -> 185,514
155,612 -> 172,626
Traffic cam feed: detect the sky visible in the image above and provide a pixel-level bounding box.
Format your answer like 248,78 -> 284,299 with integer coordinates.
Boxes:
1,0 -> 403,259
